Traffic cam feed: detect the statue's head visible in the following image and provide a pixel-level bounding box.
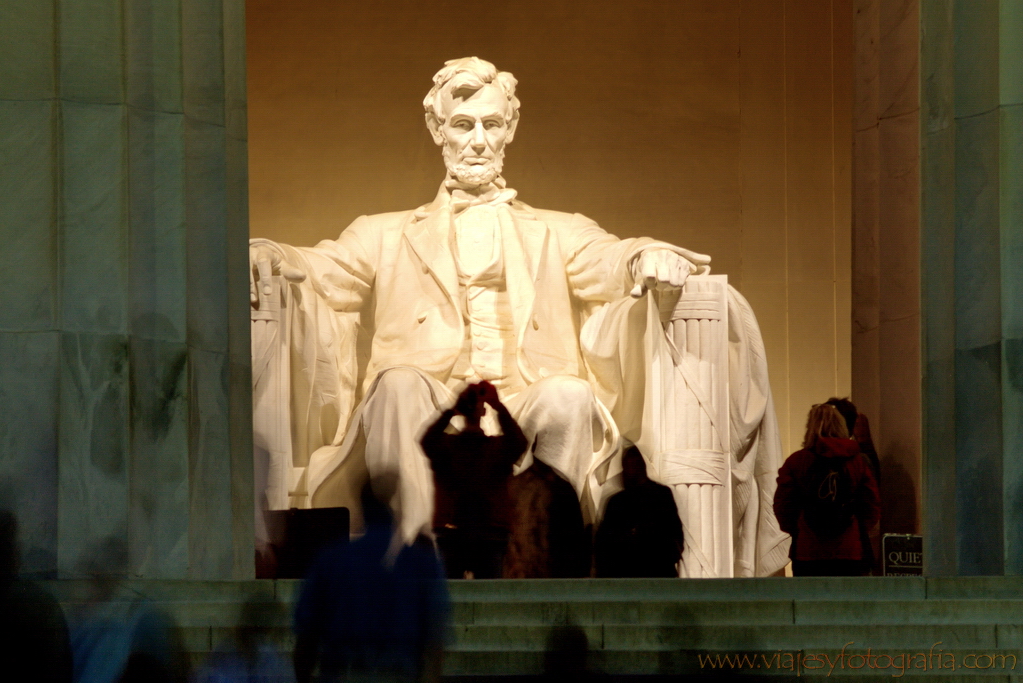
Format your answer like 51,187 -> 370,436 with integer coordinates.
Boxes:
424,57 -> 520,187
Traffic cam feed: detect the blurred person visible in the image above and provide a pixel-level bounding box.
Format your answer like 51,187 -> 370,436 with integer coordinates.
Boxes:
773,404 -> 880,576
420,380 -> 526,578
541,625 -> 607,683
69,536 -> 186,683
191,596 -> 294,683
0,509 -> 73,682
594,445 -> 684,577
293,477 -> 449,683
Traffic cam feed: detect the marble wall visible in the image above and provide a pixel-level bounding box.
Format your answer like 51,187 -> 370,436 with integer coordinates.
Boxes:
0,0 -> 252,579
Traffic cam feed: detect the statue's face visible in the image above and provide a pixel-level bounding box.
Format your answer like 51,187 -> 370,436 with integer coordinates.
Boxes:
434,84 -> 516,186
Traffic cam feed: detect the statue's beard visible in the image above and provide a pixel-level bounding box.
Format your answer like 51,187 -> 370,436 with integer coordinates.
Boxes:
444,147 -> 504,187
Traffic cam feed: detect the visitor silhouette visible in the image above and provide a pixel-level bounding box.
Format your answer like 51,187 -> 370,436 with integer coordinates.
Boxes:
420,381 -> 527,579
594,445 -> 684,577
0,508 -> 73,682
293,476 -> 450,683
69,536 -> 186,683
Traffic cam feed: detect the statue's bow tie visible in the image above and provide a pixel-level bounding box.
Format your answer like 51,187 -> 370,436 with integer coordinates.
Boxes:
446,179 -> 517,214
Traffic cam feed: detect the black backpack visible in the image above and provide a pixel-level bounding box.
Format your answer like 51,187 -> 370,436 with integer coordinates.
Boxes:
802,451 -> 857,538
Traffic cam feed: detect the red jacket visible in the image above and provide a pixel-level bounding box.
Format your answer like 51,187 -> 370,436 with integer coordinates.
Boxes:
773,437 -> 881,561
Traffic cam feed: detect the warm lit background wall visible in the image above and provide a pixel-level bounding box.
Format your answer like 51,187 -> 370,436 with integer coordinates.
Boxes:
247,0 -> 853,457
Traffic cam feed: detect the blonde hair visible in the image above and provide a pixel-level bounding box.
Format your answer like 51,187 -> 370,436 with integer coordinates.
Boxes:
801,403 -> 850,449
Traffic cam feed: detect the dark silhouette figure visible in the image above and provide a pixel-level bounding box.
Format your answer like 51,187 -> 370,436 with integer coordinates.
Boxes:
594,446 -> 684,577
0,509 -> 73,683
503,457 -> 589,578
293,477 -> 449,683
191,595 -> 295,683
70,536 -> 187,683
421,381 -> 527,579
542,625 -> 608,683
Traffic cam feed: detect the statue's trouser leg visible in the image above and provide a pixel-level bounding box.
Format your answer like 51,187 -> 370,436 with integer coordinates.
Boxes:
505,375 -> 608,519
360,367 -> 453,545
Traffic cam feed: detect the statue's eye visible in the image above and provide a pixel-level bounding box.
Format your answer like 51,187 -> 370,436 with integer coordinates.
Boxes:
484,120 -> 502,130
452,120 -> 473,131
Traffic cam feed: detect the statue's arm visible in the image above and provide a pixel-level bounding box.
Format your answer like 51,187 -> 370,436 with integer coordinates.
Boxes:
558,213 -> 710,302
249,215 -> 380,313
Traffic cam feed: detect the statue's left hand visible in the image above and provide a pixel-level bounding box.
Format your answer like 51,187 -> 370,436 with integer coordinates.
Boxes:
630,249 -> 701,298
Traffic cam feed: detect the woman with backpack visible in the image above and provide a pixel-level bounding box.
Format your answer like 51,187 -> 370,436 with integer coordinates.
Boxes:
774,403 -> 881,576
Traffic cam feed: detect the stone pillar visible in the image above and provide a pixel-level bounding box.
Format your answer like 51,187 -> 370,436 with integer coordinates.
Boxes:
852,0 -> 923,538
854,0 -> 1022,575
0,0 -> 252,579
917,0 -> 1023,576
1000,1 -> 1023,575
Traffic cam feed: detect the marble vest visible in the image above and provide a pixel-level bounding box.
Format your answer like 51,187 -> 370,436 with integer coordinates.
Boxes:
449,203 -> 525,397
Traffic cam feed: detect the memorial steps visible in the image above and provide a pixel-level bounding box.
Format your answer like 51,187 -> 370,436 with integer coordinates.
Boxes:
45,577 -> 1023,680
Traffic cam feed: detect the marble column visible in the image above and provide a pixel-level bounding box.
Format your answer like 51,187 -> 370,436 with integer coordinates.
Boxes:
852,0 -> 923,538
855,0 -> 1022,575
0,0 -> 252,579
917,0 -> 1022,575
1001,0 -> 1023,575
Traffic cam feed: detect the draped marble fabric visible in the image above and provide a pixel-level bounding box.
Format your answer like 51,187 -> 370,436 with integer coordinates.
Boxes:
581,282 -> 790,577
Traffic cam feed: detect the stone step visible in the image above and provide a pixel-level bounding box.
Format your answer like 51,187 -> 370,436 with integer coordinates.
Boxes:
445,576 -> 928,602
167,621 -> 1015,656
46,576 -> 937,604
460,599 -> 796,626
447,623 -> 1006,652
41,577 -> 1023,679
61,595 -> 1023,633
443,648 -> 1023,679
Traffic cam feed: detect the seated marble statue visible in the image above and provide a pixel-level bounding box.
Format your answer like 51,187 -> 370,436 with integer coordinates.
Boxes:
250,57 -> 789,577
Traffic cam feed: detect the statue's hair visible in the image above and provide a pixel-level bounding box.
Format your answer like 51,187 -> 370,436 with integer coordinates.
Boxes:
423,56 -> 520,124
801,403 -> 850,450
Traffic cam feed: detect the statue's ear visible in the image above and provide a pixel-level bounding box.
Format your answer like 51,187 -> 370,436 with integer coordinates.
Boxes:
425,113 -> 445,146
505,112 -> 520,144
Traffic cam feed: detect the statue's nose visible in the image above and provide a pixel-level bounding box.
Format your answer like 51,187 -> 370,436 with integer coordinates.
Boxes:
470,122 -> 487,152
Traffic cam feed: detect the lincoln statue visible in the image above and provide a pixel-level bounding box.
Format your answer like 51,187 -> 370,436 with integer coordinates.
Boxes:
249,57 -> 789,577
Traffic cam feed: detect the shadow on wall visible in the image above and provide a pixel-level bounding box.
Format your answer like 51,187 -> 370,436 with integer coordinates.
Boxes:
880,447 -> 918,536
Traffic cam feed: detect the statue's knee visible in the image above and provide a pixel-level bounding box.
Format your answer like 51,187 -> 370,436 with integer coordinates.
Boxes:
539,375 -> 594,415
374,366 -> 429,398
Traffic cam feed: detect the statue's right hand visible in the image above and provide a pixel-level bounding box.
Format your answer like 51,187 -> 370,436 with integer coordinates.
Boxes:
249,243 -> 307,306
